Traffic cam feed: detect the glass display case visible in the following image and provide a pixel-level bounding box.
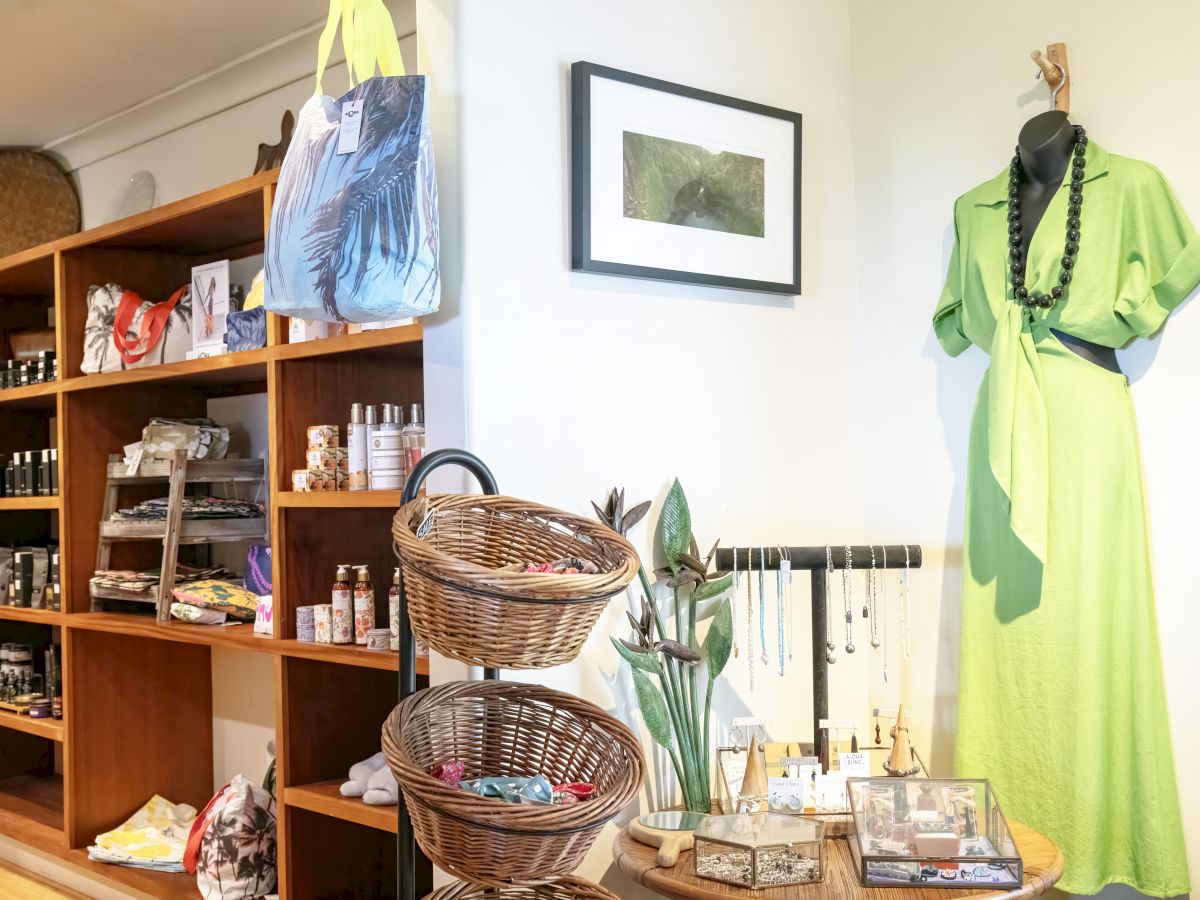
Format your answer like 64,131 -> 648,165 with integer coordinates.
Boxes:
847,778 -> 1022,888
693,812 -> 825,888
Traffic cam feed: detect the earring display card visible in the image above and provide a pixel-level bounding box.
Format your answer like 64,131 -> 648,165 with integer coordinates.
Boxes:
846,777 -> 1022,888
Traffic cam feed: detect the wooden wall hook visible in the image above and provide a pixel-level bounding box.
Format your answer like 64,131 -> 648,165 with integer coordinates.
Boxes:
1031,42 -> 1070,112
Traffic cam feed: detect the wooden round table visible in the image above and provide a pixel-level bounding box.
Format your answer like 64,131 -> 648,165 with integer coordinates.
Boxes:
612,820 -> 1063,899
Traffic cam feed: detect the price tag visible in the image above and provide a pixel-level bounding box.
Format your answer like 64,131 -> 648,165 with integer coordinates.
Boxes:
337,99 -> 365,155
416,511 -> 436,540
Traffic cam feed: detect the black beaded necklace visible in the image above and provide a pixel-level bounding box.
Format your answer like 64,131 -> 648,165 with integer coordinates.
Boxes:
1008,125 -> 1087,309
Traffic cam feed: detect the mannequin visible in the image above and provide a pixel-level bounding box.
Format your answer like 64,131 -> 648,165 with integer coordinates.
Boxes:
1015,110 -> 1122,373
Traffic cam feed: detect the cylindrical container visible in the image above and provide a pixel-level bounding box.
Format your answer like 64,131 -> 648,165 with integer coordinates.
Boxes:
347,403 -> 369,491
366,628 -> 390,650
296,606 -> 316,642
314,604 -> 333,643
332,564 -> 353,644
389,567 -> 400,651
364,404 -> 379,488
401,403 -> 426,476
353,565 -> 374,645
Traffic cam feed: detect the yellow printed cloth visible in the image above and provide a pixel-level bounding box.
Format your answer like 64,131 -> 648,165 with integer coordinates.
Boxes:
88,795 -> 198,873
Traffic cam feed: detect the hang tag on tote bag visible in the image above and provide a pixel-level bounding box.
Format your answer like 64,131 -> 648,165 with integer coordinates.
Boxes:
336,99 -> 364,154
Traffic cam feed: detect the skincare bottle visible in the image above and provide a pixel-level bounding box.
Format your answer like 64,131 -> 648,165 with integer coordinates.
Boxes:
347,403 -> 369,491
364,405 -> 379,489
353,565 -> 374,646
331,564 -> 353,644
389,567 -> 400,651
402,403 -> 426,475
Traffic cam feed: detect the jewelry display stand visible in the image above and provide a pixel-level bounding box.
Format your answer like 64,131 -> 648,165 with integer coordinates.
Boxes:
713,546 -> 923,745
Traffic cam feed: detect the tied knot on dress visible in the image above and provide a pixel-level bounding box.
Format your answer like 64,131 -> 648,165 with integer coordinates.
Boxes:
987,300 -> 1050,562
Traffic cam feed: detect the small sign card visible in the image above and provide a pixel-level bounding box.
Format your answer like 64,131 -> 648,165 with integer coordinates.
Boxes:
191,259 -> 230,353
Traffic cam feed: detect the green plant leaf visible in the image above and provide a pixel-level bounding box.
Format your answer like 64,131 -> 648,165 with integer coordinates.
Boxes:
691,573 -> 732,604
657,479 -> 692,574
631,667 -> 674,748
611,636 -> 659,673
703,598 -> 734,680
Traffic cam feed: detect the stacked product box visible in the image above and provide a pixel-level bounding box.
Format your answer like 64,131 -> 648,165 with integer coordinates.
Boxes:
291,425 -> 348,492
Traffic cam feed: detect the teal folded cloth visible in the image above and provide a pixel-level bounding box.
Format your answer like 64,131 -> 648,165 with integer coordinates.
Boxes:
458,775 -> 553,804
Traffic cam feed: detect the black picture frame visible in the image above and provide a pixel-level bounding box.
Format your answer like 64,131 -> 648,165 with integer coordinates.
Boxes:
570,61 -> 802,295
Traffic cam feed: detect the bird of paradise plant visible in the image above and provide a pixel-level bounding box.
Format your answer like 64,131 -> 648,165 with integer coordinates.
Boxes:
595,480 -> 733,813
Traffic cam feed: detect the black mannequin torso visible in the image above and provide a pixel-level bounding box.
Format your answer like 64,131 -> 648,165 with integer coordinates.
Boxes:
1015,111 -> 1122,374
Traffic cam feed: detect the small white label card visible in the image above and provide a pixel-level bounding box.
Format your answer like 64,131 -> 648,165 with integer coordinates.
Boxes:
767,777 -> 810,813
337,99 -> 365,154
838,752 -> 871,776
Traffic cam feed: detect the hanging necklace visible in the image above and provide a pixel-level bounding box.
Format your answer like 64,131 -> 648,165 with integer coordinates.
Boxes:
731,550 -> 739,659
824,546 -> 836,664
900,544 -> 912,661
1008,126 -> 1087,309
842,544 -> 855,654
775,547 -> 788,676
868,545 -> 881,649
746,549 -> 755,690
881,547 -> 889,682
781,547 -> 793,664
758,547 -> 768,667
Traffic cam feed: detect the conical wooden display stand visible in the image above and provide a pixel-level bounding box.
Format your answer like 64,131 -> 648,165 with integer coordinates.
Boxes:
392,449 -> 644,900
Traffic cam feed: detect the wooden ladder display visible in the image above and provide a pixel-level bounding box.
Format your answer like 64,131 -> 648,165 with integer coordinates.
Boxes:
92,449 -> 268,621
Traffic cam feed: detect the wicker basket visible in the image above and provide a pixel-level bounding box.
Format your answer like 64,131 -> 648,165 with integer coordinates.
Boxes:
423,877 -> 619,900
384,680 -> 644,886
392,494 -> 639,669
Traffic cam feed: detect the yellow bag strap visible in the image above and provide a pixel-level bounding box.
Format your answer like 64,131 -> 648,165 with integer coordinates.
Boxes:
314,0 -> 405,96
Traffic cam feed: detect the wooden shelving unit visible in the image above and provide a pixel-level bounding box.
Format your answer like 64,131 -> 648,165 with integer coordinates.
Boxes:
0,169 -> 428,898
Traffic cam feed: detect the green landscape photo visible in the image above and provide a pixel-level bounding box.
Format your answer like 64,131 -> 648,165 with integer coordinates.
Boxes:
622,130 -> 765,238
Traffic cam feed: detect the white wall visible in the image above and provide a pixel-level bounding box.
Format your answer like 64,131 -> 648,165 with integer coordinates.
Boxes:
846,0 -> 1200,894
426,0 -> 874,893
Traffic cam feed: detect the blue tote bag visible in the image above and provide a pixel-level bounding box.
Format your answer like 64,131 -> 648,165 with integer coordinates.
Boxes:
265,0 -> 439,323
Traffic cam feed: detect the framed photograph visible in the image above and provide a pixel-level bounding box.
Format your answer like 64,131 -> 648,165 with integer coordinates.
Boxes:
571,61 -> 801,294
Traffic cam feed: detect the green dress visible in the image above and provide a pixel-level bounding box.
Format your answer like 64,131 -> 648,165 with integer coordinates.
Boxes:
935,140 -> 1197,897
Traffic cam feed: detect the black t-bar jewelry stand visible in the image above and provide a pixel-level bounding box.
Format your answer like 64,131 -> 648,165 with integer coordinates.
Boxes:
713,545 -> 924,748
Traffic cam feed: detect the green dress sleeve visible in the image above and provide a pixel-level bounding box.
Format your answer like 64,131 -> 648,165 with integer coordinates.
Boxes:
934,199 -> 971,356
1115,167 -> 1200,338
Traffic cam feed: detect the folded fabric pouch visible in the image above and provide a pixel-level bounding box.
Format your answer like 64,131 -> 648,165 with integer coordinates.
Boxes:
172,580 -> 258,621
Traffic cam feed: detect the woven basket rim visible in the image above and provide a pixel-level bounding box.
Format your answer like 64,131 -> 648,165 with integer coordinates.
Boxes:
395,547 -> 622,607
386,681 -> 644,835
393,494 -> 639,602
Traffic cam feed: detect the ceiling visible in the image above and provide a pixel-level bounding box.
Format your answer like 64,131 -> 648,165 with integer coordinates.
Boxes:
0,0 -> 331,147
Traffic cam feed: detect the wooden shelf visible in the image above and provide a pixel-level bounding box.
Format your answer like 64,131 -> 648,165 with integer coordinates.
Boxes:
61,170 -> 278,257
273,323 -> 423,361
0,710 -> 63,742
60,347 -> 272,394
0,246 -> 55,296
0,775 -> 64,840
0,606 -> 65,625
0,495 -> 61,511
97,517 -> 267,543
66,613 -> 429,674
0,380 -> 59,409
278,491 -> 403,509
284,780 -> 398,834
63,850 -> 199,900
